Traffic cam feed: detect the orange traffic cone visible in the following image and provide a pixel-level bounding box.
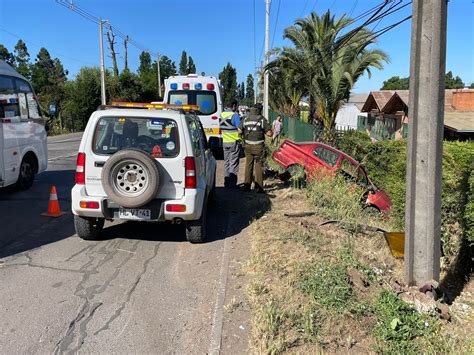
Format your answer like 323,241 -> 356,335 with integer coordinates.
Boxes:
41,185 -> 66,217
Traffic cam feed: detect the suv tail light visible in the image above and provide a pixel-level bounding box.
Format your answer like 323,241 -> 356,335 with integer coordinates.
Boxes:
184,157 -> 196,189
76,153 -> 86,185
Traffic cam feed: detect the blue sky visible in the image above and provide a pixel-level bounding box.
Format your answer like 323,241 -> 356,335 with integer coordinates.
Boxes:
1,0 -> 473,93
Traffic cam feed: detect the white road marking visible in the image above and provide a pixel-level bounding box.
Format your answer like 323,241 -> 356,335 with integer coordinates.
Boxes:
209,230 -> 232,355
48,153 -> 77,161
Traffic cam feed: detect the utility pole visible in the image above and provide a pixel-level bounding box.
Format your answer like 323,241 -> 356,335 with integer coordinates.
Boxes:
157,54 -> 162,98
99,18 -> 107,105
263,0 -> 270,119
405,0 -> 447,286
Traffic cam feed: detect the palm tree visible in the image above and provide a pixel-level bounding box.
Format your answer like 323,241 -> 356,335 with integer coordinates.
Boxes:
267,10 -> 389,133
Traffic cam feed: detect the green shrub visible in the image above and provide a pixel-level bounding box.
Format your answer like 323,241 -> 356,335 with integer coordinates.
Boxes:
336,132 -> 474,257
466,163 -> 474,245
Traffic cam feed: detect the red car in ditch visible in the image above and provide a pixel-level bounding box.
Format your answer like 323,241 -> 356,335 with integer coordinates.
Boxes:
272,140 -> 391,213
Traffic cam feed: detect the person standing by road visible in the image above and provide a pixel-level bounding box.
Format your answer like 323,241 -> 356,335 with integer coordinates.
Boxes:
271,115 -> 282,145
220,100 -> 241,188
239,103 -> 272,193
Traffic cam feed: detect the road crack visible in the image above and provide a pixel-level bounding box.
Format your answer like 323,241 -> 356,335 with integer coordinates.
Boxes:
94,242 -> 161,336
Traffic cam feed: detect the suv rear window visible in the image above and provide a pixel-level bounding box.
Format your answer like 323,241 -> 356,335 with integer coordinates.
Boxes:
168,90 -> 217,115
94,116 -> 179,158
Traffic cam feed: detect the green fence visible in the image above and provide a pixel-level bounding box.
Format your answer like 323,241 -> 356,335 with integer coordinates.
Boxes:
269,110 -> 353,143
269,110 -> 315,142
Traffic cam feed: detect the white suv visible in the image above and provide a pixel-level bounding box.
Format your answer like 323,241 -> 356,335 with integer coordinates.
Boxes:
71,103 -> 216,243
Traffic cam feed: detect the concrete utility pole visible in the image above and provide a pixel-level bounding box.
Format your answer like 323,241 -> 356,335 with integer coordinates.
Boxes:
157,54 -> 162,98
99,18 -> 107,105
263,0 -> 270,119
405,0 -> 447,286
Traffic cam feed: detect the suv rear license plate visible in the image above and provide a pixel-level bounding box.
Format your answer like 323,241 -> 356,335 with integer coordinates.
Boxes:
118,209 -> 151,220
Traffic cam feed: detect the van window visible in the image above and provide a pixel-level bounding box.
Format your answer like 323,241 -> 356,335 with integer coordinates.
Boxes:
15,78 -> 33,93
0,75 -> 40,119
93,116 -> 180,158
167,90 -> 217,115
0,75 -> 15,94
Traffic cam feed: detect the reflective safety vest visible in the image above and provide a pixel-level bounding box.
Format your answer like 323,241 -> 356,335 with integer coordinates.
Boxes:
220,111 -> 240,143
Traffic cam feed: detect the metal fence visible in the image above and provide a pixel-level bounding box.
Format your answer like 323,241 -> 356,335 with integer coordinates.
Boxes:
269,110 -> 353,143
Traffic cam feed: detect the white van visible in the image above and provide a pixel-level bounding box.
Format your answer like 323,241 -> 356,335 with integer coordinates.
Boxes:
163,74 -> 223,149
0,60 -> 47,190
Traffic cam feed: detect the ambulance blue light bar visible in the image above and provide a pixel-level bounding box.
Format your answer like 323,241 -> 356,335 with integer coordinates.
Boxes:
194,83 -> 202,90
170,83 -> 178,90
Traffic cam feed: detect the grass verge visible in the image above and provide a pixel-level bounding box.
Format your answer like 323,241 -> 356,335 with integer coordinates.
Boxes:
246,178 -> 472,353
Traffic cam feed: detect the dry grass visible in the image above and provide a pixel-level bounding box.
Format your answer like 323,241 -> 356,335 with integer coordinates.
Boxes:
245,180 -> 473,354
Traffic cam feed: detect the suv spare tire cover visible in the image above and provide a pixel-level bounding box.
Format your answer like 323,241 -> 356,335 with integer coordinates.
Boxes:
101,149 -> 162,208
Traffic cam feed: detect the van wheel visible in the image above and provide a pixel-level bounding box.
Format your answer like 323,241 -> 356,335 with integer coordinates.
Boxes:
185,200 -> 207,243
74,215 -> 104,240
16,156 -> 36,190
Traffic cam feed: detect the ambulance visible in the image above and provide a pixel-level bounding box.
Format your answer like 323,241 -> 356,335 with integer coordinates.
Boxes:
163,74 -> 223,150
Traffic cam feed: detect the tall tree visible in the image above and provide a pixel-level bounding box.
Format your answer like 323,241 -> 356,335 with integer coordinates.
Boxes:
13,40 -> 30,78
63,67 -> 101,131
218,63 -> 238,104
157,55 -> 177,84
245,74 -> 255,101
268,11 -> 388,131
0,44 -> 14,66
106,31 -> 119,77
187,56 -> 196,74
445,71 -> 464,89
238,82 -> 245,100
138,51 -> 152,75
31,48 -> 55,94
381,76 -> 409,90
179,50 -> 188,75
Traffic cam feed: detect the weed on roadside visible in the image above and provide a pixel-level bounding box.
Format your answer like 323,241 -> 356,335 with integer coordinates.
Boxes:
372,290 -> 439,354
299,261 -> 352,314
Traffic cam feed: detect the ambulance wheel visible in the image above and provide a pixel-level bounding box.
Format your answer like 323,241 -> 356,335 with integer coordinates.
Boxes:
16,155 -> 36,190
185,200 -> 207,243
74,215 -> 104,240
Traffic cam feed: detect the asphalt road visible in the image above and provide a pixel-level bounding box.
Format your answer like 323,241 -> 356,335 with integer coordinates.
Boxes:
0,133 -> 269,353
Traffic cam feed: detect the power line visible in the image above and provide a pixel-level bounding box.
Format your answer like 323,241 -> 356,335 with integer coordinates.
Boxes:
55,0 -> 158,57
0,27 -> 95,66
299,0 -> 311,18
348,0 -> 359,17
271,0 -> 281,49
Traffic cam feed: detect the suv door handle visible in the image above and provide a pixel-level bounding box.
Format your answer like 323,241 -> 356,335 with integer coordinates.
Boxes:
95,161 -> 105,167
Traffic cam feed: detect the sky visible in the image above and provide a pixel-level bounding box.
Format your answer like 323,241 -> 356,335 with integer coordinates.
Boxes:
0,0 -> 473,94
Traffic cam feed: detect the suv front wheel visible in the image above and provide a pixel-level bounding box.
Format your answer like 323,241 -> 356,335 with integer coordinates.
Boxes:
185,199 -> 207,243
74,215 -> 105,240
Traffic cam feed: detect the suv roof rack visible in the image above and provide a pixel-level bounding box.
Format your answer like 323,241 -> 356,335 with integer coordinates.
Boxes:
98,102 -> 199,112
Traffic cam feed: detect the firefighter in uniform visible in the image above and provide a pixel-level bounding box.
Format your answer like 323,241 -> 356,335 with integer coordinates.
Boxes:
220,100 -> 241,188
238,103 -> 272,193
